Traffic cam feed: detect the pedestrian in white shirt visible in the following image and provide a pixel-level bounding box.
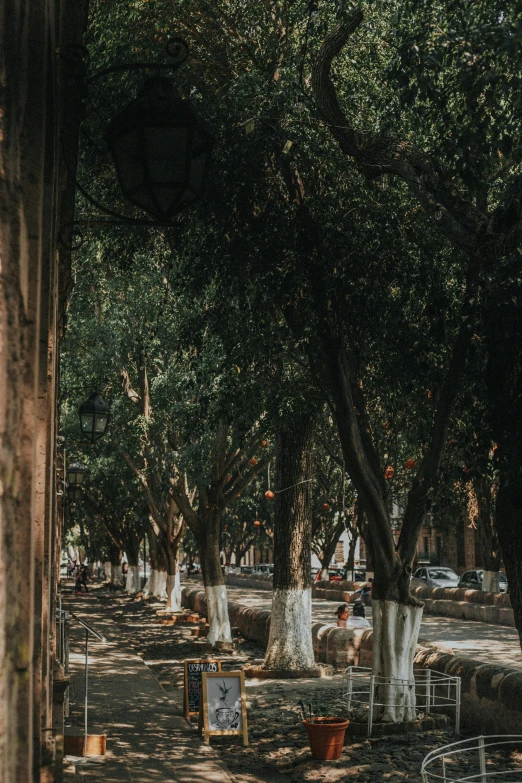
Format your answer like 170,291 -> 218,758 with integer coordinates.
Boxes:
346,601 -> 371,629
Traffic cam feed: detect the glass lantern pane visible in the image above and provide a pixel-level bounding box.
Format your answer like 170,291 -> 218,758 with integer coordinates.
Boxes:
143,127 -> 190,184
81,414 -> 94,432
187,149 -> 208,199
94,415 -> 107,433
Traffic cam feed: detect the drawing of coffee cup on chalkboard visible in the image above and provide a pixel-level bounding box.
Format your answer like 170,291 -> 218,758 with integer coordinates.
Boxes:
213,681 -> 240,729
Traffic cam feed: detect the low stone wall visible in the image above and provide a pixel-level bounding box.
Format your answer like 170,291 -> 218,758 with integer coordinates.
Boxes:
414,648 -> 522,734
313,581 -> 515,627
225,573 -> 273,590
410,584 -> 511,607
181,586 -> 522,734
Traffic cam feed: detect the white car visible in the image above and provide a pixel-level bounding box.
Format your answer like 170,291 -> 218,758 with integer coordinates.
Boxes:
413,566 -> 460,588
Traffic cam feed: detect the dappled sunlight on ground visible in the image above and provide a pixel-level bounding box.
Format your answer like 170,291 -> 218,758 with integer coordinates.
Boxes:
62,581 -> 521,782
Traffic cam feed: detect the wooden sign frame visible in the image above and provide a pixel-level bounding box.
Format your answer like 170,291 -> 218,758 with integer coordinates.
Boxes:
183,658 -> 222,719
200,670 -> 248,746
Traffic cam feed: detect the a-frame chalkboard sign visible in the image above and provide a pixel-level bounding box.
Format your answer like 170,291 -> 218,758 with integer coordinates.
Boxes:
200,670 -> 248,746
183,659 -> 222,719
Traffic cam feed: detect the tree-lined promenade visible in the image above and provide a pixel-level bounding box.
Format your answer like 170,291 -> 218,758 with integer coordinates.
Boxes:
3,0 -> 522,779
61,0 -> 522,723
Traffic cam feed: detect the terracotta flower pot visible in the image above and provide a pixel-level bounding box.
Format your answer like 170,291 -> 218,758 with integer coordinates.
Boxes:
303,717 -> 349,760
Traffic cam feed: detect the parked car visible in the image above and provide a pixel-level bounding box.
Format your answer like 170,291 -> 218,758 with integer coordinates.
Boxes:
458,570 -> 508,593
240,565 -> 254,574
413,566 -> 460,588
254,564 -> 274,575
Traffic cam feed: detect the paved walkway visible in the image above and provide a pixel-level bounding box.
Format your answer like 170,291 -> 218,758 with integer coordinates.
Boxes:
217,583 -> 522,668
63,591 -> 232,783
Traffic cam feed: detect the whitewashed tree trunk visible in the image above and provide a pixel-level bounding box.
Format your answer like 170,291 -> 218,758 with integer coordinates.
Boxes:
482,570 -> 499,593
372,599 -> 423,722
320,568 -> 329,581
264,588 -> 315,669
154,569 -> 168,600
205,584 -> 232,645
165,571 -> 182,612
125,565 -> 141,595
142,568 -> 156,597
262,410 -> 317,671
103,561 -> 111,581
110,563 -> 121,585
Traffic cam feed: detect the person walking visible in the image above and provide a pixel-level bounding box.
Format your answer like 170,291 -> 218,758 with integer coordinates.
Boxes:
77,564 -> 90,594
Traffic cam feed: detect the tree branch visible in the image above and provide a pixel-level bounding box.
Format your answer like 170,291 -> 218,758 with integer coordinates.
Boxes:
311,11 -> 483,252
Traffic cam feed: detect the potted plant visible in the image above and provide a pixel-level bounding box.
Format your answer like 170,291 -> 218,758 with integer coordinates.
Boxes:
298,700 -> 349,761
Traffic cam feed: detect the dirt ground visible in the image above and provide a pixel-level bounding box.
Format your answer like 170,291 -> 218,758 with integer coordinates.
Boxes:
94,587 -> 467,783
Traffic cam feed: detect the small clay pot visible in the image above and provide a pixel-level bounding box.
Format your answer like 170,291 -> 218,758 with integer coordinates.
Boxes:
303,717 -> 349,760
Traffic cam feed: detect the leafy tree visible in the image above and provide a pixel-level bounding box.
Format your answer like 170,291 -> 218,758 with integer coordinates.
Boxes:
312,2 -> 522,656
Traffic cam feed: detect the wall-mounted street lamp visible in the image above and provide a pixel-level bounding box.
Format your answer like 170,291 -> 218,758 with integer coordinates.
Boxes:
67,462 -> 86,488
79,393 -> 111,443
107,76 -> 213,223
67,485 -> 83,503
61,38 -> 213,241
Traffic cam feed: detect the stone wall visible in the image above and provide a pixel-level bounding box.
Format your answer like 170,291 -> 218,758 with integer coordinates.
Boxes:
225,573 -> 274,590
182,586 -> 522,734
313,581 -> 515,627
221,574 -> 515,626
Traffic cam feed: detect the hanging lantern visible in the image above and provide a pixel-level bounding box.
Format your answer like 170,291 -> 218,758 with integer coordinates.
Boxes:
261,440 -> 268,448
79,392 -> 111,442
254,520 -> 261,527
322,502 -> 330,511
249,457 -> 258,466
106,76 -> 213,222
265,490 -> 275,500
67,462 -> 86,487
404,459 -> 417,471
449,439 -> 457,448
384,465 -> 395,479
67,485 -> 83,502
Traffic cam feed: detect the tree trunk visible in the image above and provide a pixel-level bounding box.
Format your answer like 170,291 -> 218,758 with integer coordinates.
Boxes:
495,484 -> 522,646
472,474 -> 501,592
125,566 -> 141,594
143,528 -> 167,599
109,543 -> 122,586
198,515 -> 232,646
484,287 -> 522,646
345,533 -> 358,579
124,537 -> 141,595
103,561 -> 112,581
165,532 -> 182,612
372,600 -> 424,721
264,411 -> 316,671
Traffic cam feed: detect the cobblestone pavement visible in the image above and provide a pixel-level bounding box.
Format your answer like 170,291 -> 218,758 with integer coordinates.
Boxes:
215,583 -> 522,668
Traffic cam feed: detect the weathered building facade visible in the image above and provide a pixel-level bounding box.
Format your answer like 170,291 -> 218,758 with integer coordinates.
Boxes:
0,1 -> 87,780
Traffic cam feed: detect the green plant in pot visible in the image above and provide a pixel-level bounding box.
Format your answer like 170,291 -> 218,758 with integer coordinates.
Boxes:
298,700 -> 349,761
